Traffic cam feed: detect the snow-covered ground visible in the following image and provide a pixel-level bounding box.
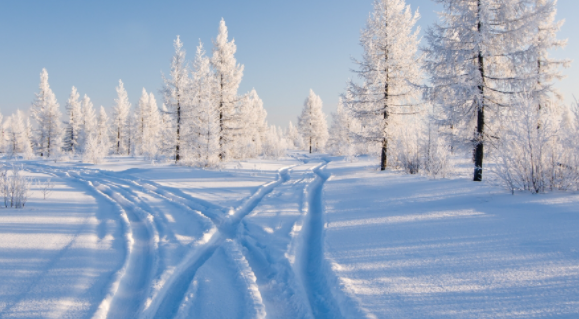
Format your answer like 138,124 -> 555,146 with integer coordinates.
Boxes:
1,153 -> 578,318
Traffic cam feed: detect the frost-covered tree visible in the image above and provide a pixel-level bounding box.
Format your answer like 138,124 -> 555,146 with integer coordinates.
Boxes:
5,114 -> 22,156
191,41 -> 220,166
162,36 -> 189,163
237,89 -> 267,158
263,125 -> 288,158
212,19 -> 244,161
285,121 -> 304,150
136,90 -> 162,159
63,86 -> 82,153
327,99 -> 355,156
346,0 -> 422,171
527,0 -> 570,111
423,0 -> 562,181
298,89 -> 328,153
111,80 -> 131,155
493,93 -> 578,193
135,88 -> 150,155
30,69 -> 62,158
80,94 -> 97,152
160,104 -> 175,158
97,106 -> 110,152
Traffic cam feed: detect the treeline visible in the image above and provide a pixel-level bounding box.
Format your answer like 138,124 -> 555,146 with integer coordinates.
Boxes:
0,19 -> 288,166
307,0 -> 577,193
1,1 -> 577,193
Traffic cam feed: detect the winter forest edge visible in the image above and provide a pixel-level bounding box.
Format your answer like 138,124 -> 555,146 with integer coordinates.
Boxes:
2,0 -> 579,195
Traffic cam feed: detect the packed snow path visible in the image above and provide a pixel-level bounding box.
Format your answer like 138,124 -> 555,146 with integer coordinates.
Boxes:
2,155 -> 579,318
301,164 -> 344,319
8,158 -> 344,319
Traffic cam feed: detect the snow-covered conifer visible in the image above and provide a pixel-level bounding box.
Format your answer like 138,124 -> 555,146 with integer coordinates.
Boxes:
191,41 -> 220,166
238,89 -> 267,158
327,99 -> 354,156
423,0 -> 561,181
97,106 -> 110,153
22,117 -> 34,159
78,94 -> 97,154
111,80 -> 131,155
285,121 -> 304,150
5,115 -> 19,156
135,88 -> 150,155
63,87 -> 82,153
212,19 -> 244,161
30,69 -> 63,158
528,0 -> 570,111
263,125 -> 287,158
142,92 -> 161,159
298,89 -> 328,153
160,104 -> 175,158
162,36 -> 189,162
346,0 -> 422,170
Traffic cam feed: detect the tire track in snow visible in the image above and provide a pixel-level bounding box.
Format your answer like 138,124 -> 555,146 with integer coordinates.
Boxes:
20,163 -> 144,319
81,177 -> 158,319
237,167 -> 316,319
301,163 -> 345,319
144,167 -> 291,319
100,172 -> 225,225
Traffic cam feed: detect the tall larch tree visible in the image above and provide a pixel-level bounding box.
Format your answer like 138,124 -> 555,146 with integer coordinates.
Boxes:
298,89 -> 328,153
327,98 -> 355,156
191,41 -> 219,166
424,0 -> 554,181
64,86 -> 82,153
211,18 -> 244,161
346,0 -> 422,171
135,88 -> 150,155
529,0 -> 570,112
111,80 -> 131,155
31,68 -> 62,158
97,106 -> 110,151
81,94 -> 97,150
162,36 -> 189,163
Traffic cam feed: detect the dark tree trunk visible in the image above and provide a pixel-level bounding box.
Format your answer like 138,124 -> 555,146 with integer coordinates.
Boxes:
380,138 -> 388,171
473,0 -> 485,182
117,127 -> 121,155
176,102 -> 180,162
381,65 -> 389,171
219,74 -> 225,161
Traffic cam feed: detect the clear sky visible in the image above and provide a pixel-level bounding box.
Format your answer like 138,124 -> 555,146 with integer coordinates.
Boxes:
0,0 -> 577,128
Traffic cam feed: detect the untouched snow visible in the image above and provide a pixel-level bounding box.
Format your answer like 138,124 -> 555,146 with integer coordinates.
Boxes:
0,154 -> 578,318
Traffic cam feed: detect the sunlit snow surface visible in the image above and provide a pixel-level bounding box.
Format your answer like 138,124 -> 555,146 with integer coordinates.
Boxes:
0,154 -> 578,318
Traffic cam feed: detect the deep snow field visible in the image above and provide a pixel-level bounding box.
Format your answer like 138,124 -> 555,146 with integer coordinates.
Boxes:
0,153 -> 578,318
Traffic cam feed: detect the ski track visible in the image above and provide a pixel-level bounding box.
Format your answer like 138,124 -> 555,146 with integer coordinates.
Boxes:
301,163 -> 345,319
144,166 -> 292,319
23,163 -> 158,319
21,162 -> 348,319
238,170 -> 315,319
78,175 -> 158,319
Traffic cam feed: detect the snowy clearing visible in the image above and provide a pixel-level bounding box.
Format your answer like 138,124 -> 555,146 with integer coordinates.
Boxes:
0,154 -> 578,318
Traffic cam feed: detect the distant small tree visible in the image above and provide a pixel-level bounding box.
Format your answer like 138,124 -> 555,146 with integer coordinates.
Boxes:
298,89 -> 328,153
30,69 -> 63,158
111,80 -> 131,155
285,121 -> 304,150
327,98 -> 355,156
63,86 -> 82,153
80,94 -> 97,152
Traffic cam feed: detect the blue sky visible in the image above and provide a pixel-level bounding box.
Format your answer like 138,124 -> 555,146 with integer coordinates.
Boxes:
0,0 -> 577,128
